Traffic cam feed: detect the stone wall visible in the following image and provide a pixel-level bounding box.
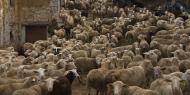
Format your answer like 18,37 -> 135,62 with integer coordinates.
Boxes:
0,0 -> 62,48
20,7 -> 51,23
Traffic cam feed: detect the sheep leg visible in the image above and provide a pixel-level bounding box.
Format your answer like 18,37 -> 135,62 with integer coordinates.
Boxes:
96,90 -> 99,95
87,87 -> 91,95
99,91 -> 105,95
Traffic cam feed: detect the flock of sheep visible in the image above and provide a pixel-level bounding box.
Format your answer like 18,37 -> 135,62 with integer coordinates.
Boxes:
1,0 -> 190,95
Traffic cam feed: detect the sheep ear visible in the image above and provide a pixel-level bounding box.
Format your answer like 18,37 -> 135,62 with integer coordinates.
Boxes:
33,70 -> 39,74
164,78 -> 172,82
107,83 -> 113,89
44,69 -> 48,72
160,67 -> 166,71
44,64 -> 48,69
122,83 -> 128,88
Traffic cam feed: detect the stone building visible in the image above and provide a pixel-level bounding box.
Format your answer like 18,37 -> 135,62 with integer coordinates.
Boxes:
0,0 -> 63,48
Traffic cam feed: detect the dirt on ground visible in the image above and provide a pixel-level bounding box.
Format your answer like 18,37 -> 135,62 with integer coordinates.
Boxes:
72,74 -> 96,95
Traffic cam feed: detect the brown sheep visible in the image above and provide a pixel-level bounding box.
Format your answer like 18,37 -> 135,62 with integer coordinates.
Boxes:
144,51 -> 159,66
54,29 -> 66,38
12,78 -> 55,95
107,81 -> 160,95
90,49 -> 102,58
167,44 -> 181,57
86,58 -> 113,95
157,57 -> 180,74
138,34 -> 149,54
121,55 -> 132,68
0,78 -> 25,85
0,76 -> 39,95
75,57 -> 100,74
71,50 -> 88,59
110,60 -> 154,88
179,60 -> 190,73
150,76 -> 185,95
150,40 -> 168,57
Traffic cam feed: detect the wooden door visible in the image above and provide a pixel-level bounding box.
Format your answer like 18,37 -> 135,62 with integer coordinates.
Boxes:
25,25 -> 47,43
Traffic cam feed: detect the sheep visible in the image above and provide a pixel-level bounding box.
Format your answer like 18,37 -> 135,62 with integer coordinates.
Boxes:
90,49 -> 102,58
179,60 -> 190,73
48,69 -> 80,95
22,56 -> 34,65
86,58 -> 114,95
177,27 -> 190,35
158,57 -> 179,67
149,49 -> 162,60
75,32 -> 89,42
150,75 -> 186,95
153,66 -> 184,79
12,78 -> 56,95
138,34 -> 149,54
172,49 -> 188,60
56,59 -> 67,69
109,59 -> 154,88
21,62 -> 49,70
71,50 -> 88,59
0,78 -> 25,85
12,84 -> 42,95
46,68 -> 66,77
46,62 -> 77,77
132,54 -> 144,62
122,50 -> 135,59
23,43 -> 34,51
157,20 -> 176,30
150,40 -> 168,57
3,66 -> 24,78
167,44 -> 181,57
0,76 -> 39,95
181,69 -> 190,95
107,81 -> 160,95
18,68 -> 47,79
45,53 -> 58,63
75,57 -> 100,74
144,51 -> 159,66
116,58 -> 125,69
157,57 -> 180,74
121,55 -> 132,68
54,29 -> 66,38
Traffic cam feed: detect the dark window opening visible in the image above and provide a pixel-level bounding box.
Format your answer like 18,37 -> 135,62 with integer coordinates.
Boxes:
10,31 -> 13,42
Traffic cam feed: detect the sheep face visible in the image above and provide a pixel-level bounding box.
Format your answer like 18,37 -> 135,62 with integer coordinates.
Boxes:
64,69 -> 80,78
107,81 -> 127,95
25,76 -> 40,85
183,69 -> 190,81
34,68 -> 47,80
45,78 -> 56,92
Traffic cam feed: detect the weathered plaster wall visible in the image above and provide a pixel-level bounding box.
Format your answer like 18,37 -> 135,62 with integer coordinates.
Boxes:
0,0 -> 11,48
0,0 -> 61,48
0,1 -> 3,47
